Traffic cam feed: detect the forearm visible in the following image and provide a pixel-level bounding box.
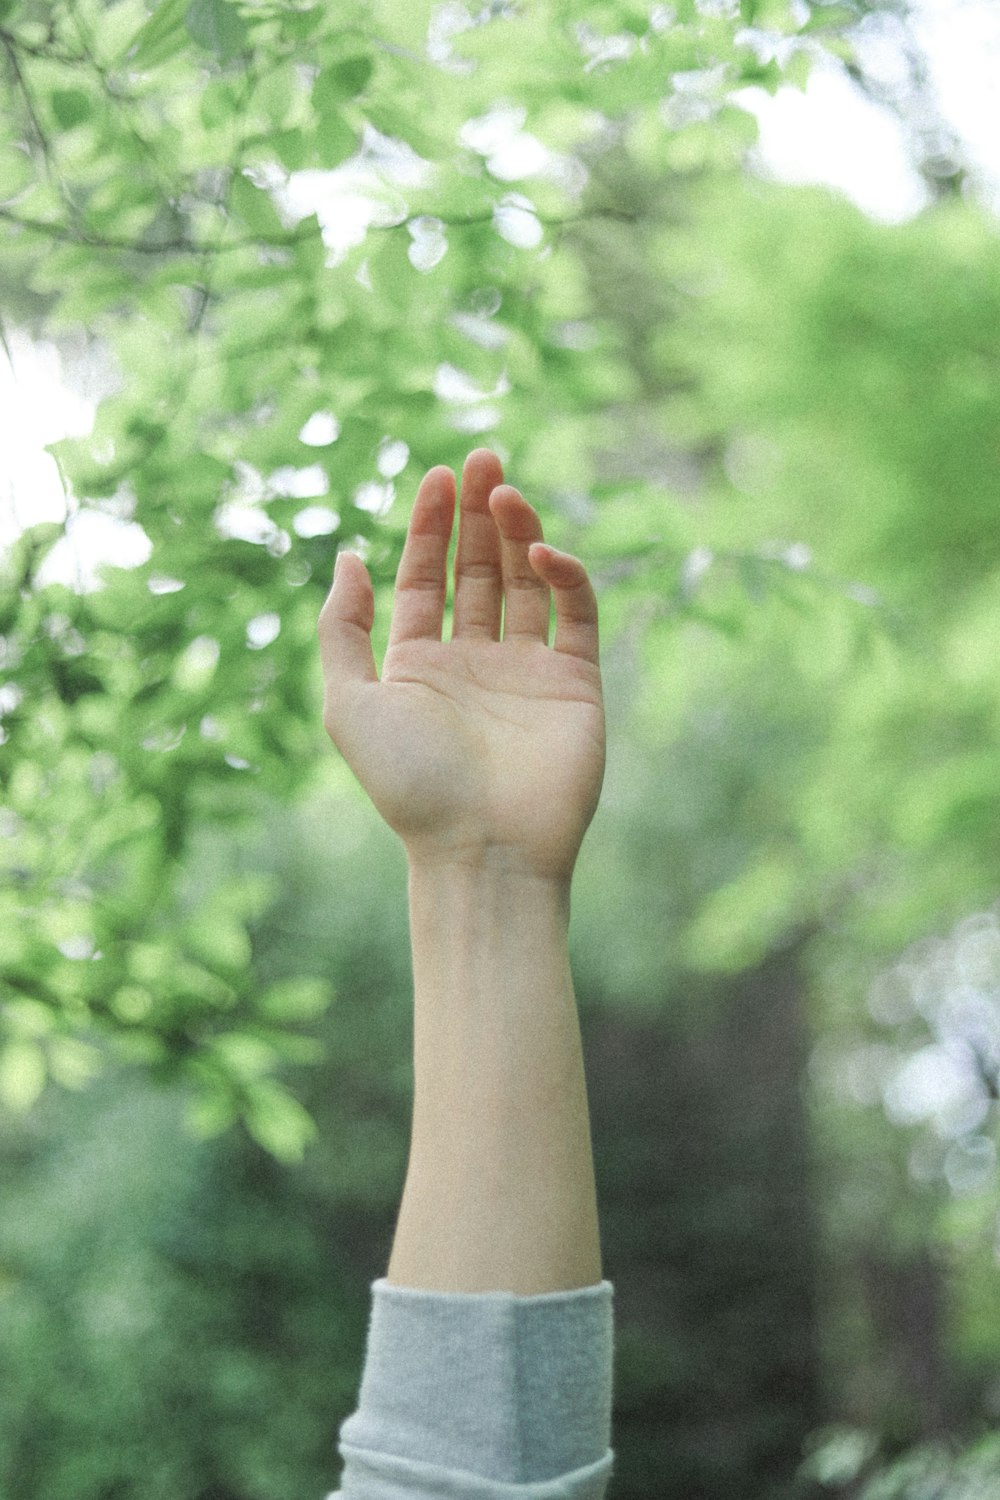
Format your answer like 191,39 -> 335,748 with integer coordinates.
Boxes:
386,853 -> 602,1296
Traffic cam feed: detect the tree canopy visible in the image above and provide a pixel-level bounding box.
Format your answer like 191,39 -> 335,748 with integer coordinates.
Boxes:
0,0 -> 847,1148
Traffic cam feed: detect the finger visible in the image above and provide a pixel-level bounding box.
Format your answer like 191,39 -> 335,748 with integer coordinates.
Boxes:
527,543 -> 600,666
387,465 -> 456,648
317,550 -> 378,694
451,448 -> 505,640
487,485 -> 551,643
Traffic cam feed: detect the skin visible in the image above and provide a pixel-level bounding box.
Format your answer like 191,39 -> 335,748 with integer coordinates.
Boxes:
317,448 -> 605,1294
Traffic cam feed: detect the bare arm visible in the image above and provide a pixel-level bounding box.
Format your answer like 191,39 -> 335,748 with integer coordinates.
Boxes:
317,448 -> 605,1295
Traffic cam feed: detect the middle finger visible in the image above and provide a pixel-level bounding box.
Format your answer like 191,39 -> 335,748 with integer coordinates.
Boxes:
451,448 -> 505,640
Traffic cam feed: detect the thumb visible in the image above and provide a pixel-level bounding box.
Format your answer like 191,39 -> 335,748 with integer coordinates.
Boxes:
317,551 -> 379,691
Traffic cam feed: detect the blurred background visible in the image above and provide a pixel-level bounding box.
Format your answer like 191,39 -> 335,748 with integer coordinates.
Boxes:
3,1 -> 1000,1496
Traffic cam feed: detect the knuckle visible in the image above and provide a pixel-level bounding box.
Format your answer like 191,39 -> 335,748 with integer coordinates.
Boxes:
397,571 -> 446,593
456,560 -> 501,581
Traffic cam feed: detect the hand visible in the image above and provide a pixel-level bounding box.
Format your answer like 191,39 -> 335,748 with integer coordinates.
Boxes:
317,449 -> 605,884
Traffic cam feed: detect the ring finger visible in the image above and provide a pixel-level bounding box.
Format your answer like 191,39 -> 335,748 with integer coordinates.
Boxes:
487,485 -> 551,643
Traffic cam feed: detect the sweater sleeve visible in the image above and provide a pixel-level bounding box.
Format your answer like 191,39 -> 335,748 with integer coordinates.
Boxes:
328,1278 -> 615,1500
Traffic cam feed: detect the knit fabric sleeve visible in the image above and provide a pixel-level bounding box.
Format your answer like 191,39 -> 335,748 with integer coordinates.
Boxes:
328,1278 -> 615,1499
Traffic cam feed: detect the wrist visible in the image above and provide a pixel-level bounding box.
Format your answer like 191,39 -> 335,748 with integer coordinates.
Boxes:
406,844 -> 573,921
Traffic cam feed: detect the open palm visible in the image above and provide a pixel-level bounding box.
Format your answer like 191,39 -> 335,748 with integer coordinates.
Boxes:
317,450 -> 605,883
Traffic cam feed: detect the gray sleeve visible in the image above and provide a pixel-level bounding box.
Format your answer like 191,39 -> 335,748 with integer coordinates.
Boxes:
328,1278 -> 615,1499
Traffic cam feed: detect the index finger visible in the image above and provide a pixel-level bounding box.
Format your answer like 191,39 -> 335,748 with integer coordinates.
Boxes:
387,465 -> 456,648
527,543 -> 600,666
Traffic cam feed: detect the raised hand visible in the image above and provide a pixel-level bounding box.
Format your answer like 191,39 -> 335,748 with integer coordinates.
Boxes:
317,449 -> 605,884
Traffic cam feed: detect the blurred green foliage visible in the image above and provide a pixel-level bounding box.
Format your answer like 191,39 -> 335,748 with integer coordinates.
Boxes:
0,793 -> 411,1500
0,0 -> 819,1142
4,0 -> 1000,1497
800,1426 -> 1000,1498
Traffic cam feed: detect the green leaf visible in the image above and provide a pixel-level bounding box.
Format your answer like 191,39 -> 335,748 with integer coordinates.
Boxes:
126,942 -> 175,986
368,0 -> 434,53
684,852 -> 800,972
278,6 -> 325,43
734,55 -> 783,94
894,754 -> 1000,850
314,56 -> 374,108
0,143 -> 34,201
0,1039 -> 47,1113
121,0 -> 189,68
209,1032 -> 275,1079
199,78 -> 240,131
801,4 -> 858,34
314,111 -> 358,170
172,634 -> 220,693
799,1426 -> 878,1486
255,977 -> 332,1023
363,99 -> 448,161
273,128 -> 308,172
365,231 -> 418,311
186,1086 -> 238,1138
783,45 -> 814,90
243,1078 -> 318,1162
85,569 -> 156,630
185,0 -> 249,64
184,915 -> 251,976
50,89 -> 93,129
46,1036 -> 102,1089
229,171 -> 285,235
2,998 -> 56,1037
110,985 -> 155,1024
172,960 -> 236,1009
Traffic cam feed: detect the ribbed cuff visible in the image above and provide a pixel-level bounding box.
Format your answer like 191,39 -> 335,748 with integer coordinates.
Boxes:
334,1446 -> 614,1499
337,1278 -> 614,1487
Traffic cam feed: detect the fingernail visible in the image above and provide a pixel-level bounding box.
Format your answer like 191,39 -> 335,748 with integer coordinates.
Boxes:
334,552 -> 345,581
